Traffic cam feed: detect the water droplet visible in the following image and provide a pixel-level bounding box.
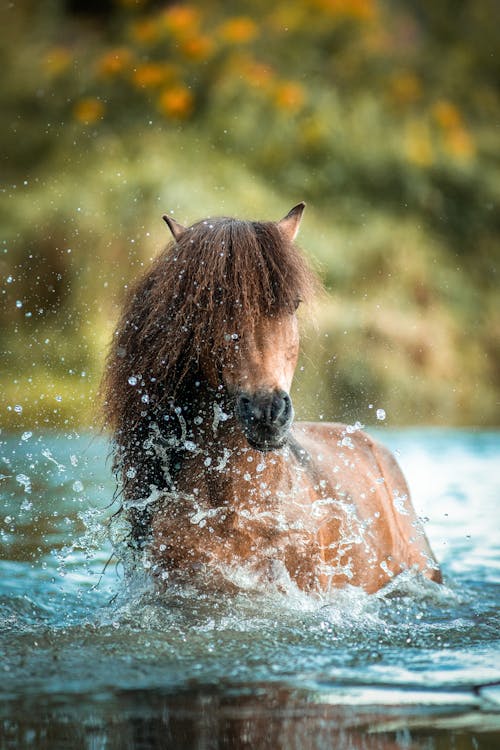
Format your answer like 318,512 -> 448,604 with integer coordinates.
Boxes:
72,480 -> 83,493
128,376 -> 137,386
376,409 -> 386,421
21,431 -> 32,441
14,404 -> 23,414
15,300 -> 22,308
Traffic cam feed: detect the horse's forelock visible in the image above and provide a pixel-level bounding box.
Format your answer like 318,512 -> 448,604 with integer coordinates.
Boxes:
171,216 -> 315,341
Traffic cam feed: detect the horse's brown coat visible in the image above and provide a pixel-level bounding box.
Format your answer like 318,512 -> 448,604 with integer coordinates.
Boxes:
102,205 -> 441,594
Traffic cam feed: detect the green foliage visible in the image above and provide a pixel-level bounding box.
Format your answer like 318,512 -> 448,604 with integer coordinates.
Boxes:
1,0 -> 499,428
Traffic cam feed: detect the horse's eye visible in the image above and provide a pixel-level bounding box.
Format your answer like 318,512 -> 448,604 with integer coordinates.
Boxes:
294,298 -> 302,311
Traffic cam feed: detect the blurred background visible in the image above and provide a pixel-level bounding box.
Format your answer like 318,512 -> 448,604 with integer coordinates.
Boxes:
1,0 -> 498,430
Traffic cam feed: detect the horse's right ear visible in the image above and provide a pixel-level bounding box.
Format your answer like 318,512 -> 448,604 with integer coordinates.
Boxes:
162,214 -> 186,241
277,202 -> 306,242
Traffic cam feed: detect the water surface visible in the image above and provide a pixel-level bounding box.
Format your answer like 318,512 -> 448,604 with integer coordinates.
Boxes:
1,429 -> 499,749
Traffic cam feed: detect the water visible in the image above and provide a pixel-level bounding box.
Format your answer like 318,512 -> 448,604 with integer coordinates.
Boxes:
1,428 -> 499,749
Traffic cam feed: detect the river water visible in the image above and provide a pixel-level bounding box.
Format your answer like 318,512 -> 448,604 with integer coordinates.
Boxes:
1,428 -> 499,749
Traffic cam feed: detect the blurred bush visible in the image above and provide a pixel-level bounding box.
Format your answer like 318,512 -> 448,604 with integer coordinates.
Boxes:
1,0 -> 499,428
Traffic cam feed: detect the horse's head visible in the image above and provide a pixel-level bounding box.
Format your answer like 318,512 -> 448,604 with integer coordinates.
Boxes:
163,204 -> 312,452
225,306 -> 300,451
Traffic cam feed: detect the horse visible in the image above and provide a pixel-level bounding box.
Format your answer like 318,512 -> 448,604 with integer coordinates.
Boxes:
101,203 -> 441,594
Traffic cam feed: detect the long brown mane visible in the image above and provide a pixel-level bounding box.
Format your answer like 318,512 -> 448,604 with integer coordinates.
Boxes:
101,216 -> 317,515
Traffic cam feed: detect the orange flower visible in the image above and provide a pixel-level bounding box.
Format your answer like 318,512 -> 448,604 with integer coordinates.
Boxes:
43,47 -> 72,77
432,101 -> 462,130
73,98 -> 105,124
180,35 -> 215,61
431,101 -> 475,160
131,62 -> 173,88
274,81 -> 306,111
238,57 -> 275,89
96,48 -> 133,77
219,17 -> 258,44
158,86 -> 194,118
444,128 -> 475,160
162,5 -> 201,37
309,0 -> 376,21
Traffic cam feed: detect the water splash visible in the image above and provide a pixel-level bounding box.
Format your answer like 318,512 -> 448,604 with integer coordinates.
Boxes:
15,473 -> 31,493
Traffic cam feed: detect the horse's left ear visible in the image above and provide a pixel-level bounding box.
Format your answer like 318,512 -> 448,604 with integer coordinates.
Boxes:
277,202 -> 306,242
162,214 -> 186,241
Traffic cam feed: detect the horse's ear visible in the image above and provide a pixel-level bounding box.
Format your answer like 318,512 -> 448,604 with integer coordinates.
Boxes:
162,214 -> 186,241
277,202 -> 306,242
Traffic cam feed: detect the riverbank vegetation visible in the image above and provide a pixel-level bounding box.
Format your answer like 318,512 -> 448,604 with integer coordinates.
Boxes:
1,0 -> 498,429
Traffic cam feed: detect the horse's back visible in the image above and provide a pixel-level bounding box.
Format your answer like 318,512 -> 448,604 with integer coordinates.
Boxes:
291,421 -> 441,588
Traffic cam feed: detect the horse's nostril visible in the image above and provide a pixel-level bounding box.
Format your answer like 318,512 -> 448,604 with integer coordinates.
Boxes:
238,390 -> 292,428
270,391 -> 288,424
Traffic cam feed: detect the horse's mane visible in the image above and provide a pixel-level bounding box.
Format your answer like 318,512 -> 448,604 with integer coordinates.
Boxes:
101,216 -> 317,505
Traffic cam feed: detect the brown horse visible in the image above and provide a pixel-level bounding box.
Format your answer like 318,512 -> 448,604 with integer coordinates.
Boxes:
102,203 -> 441,594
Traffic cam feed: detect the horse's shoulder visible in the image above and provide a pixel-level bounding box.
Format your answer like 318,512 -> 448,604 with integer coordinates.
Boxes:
291,421 -> 397,474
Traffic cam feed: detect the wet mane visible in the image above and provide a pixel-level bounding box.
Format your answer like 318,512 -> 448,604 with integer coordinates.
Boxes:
101,215 -> 317,504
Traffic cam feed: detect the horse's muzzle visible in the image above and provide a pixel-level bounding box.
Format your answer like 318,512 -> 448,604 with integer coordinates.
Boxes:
235,389 -> 294,451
